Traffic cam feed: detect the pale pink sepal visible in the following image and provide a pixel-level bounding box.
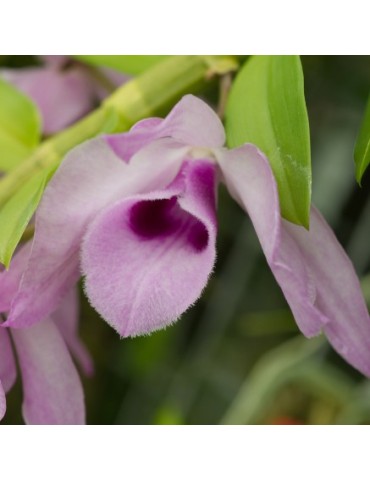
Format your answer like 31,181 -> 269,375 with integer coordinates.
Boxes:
12,319 -> 85,425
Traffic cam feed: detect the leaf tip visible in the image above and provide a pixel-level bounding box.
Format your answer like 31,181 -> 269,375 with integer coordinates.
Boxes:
355,163 -> 364,186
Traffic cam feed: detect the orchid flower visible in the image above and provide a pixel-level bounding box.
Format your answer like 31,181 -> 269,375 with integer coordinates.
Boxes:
3,95 -> 370,378
1,55 -> 126,135
0,242 -> 92,424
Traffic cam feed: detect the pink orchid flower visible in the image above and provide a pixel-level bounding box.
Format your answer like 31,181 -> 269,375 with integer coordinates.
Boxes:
1,55 -> 126,135
3,95 -> 370,378
0,242 -> 92,424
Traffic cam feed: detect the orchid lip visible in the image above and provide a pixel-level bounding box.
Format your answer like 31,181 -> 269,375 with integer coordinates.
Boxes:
80,157 -> 217,338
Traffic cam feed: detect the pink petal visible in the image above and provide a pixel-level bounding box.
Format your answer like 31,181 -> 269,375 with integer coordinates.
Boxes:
52,287 -> 94,377
0,242 -> 32,312
105,94 -> 225,162
81,159 -> 217,336
284,207 -> 370,376
1,66 -> 96,135
6,138 -> 186,329
218,144 -> 370,376
0,328 -> 17,392
11,319 -> 85,425
0,380 -> 5,421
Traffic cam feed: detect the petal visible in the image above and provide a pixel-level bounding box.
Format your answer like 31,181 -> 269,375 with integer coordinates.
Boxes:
6,138 -> 186,329
105,94 -> 225,162
81,159 -> 217,336
0,380 -> 6,421
218,145 -> 370,376
0,241 -> 32,312
0,328 -> 17,392
11,319 -> 85,425
1,66 -> 96,135
217,145 -> 325,336
52,287 -> 94,377
284,207 -> 370,377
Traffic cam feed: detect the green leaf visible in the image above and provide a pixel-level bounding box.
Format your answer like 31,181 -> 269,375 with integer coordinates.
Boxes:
0,129 -> 31,171
75,55 -> 167,75
354,94 -> 370,184
0,169 -> 52,268
0,78 -> 41,172
225,55 -> 311,227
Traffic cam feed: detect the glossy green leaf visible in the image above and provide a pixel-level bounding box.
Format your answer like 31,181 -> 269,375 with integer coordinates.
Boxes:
354,94 -> 370,184
225,55 -> 311,227
0,169 -> 52,268
0,78 -> 41,172
75,55 -> 167,75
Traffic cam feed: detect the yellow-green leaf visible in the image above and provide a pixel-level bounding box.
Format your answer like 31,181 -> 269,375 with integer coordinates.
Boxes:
225,55 -> 311,228
0,170 -> 51,267
0,78 -> 41,172
354,94 -> 370,184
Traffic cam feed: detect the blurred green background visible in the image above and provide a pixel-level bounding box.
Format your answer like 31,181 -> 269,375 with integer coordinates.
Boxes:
3,56 -> 370,425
